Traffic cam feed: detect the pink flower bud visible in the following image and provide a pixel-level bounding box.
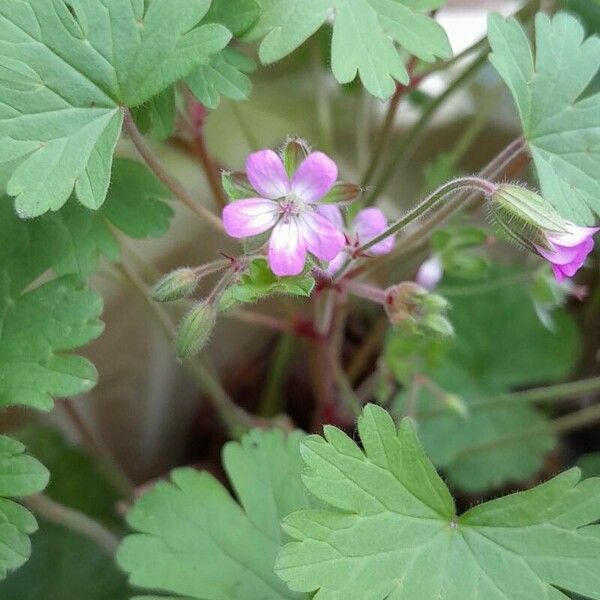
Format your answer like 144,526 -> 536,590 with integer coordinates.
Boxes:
415,255 -> 443,290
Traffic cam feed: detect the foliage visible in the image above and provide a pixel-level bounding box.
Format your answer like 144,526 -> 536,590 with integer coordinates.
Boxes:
219,259 -> 315,311
387,269 -> 579,492
0,428 -> 128,598
245,0 -> 451,99
276,404 -> 600,600
0,0 -> 231,216
489,12 -> 600,224
117,429 -> 314,599
0,436 -> 49,581
0,203 -> 104,411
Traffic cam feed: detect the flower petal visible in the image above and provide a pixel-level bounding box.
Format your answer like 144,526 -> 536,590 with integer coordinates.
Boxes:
416,255 -> 444,290
246,150 -> 290,199
317,205 -> 345,230
552,264 -> 568,283
300,211 -> 346,262
291,152 -> 338,203
268,218 -> 307,276
222,198 -> 279,238
547,225 -> 600,247
326,251 -> 348,275
354,208 -> 395,255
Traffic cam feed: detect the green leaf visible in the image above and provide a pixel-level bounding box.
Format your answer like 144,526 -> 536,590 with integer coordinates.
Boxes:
34,159 -> 173,277
117,428 -> 313,599
205,0 -> 261,37
0,203 -> 104,411
387,268 -> 580,492
187,48 -> 256,109
488,12 -> 600,224
219,258 -> 315,311
578,452 -> 600,478
0,436 -> 49,581
131,87 -> 177,141
13,427 -> 123,530
0,428 -> 128,598
276,404 -> 600,600
0,522 -> 129,599
0,0 -> 231,216
245,0 -> 451,100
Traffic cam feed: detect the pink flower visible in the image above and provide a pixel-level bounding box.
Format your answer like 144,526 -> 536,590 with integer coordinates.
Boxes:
320,206 -> 395,274
415,255 -> 443,290
222,149 -> 345,276
535,224 -> 599,283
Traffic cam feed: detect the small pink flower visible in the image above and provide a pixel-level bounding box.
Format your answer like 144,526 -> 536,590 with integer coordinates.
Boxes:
415,255 -> 443,290
535,224 -> 599,282
222,149 -> 345,276
320,206 -> 395,274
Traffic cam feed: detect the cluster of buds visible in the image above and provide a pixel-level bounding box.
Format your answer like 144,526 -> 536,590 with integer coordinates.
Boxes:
151,259 -> 236,360
384,282 -> 453,337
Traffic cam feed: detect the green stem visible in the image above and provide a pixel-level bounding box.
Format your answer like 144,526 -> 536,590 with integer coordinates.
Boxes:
311,37 -> 334,154
454,403 -> 600,458
438,272 -> 535,297
258,334 -> 296,417
357,176 -> 497,255
123,109 -> 224,232
418,376 -> 600,419
333,362 -> 362,418
367,53 -> 488,206
117,259 -> 256,438
24,494 -> 120,556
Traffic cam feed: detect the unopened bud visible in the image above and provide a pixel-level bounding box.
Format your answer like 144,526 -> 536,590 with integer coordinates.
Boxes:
176,302 -> 217,359
281,137 -> 310,176
488,185 -> 568,252
423,314 -> 454,337
321,182 -> 363,205
222,171 -> 255,200
385,282 -> 452,337
152,268 -> 199,302
444,393 -> 469,418
422,293 -> 450,313
415,255 -> 443,290
385,282 -> 428,325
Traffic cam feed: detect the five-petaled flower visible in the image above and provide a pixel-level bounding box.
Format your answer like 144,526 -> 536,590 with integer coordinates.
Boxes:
319,205 -> 395,274
222,149 -> 345,276
536,224 -> 599,283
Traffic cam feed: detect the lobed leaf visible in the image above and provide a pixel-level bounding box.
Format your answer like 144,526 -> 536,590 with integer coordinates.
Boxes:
489,12 -> 600,224
0,436 -> 49,581
276,404 -> 600,600
219,258 -> 315,311
117,429 -> 313,599
0,0 -> 231,216
387,268 -> 579,492
0,203 -> 104,411
245,0 -> 451,100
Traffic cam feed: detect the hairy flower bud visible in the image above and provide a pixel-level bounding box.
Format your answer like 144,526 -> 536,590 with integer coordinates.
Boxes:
281,137 -> 310,176
488,185 -> 568,252
489,184 -> 599,281
385,282 -> 452,337
176,302 -> 217,360
152,268 -> 199,303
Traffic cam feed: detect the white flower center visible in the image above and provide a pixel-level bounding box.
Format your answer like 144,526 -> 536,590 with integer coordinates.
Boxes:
279,193 -> 309,220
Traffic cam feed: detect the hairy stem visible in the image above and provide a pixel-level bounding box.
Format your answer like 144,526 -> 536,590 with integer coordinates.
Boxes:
117,259 -> 257,437
123,109 -> 224,231
24,494 -> 120,556
367,53 -> 488,206
358,176 -> 497,256
61,401 -> 135,501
